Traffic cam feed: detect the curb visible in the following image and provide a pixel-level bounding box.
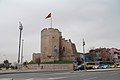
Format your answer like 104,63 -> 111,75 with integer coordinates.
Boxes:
86,68 -> 120,72
0,70 -> 40,75
70,68 -> 120,72
0,69 -> 72,75
0,68 -> 119,74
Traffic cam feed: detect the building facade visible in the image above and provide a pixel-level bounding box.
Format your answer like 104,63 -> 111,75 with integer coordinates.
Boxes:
86,48 -> 120,63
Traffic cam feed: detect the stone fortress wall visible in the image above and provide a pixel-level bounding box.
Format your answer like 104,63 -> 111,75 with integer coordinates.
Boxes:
33,28 -> 77,62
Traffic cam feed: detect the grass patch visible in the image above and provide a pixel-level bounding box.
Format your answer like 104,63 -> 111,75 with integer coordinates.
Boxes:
29,60 -> 73,64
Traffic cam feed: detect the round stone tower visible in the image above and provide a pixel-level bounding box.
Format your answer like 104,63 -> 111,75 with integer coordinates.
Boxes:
41,28 -> 61,60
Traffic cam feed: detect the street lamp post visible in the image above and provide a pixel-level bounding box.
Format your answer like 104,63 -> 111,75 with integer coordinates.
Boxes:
82,38 -> 86,70
21,39 -> 24,69
18,22 -> 23,66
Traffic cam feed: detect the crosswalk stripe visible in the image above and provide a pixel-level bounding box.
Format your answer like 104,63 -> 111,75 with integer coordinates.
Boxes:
0,78 -> 13,80
25,78 -> 34,80
48,77 -> 66,80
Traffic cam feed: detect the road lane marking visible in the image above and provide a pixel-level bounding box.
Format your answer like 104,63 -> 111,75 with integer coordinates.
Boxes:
0,78 -> 13,80
48,77 -> 66,80
42,72 -> 77,76
52,72 -> 71,75
83,77 -> 97,80
26,78 -> 34,80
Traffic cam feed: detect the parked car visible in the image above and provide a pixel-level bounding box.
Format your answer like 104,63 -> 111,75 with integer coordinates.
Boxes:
98,64 -> 108,69
114,63 -> 120,68
75,62 -> 96,70
116,63 -> 120,68
107,64 -> 115,68
0,63 -> 4,69
9,62 -> 18,69
85,62 -> 96,69
97,61 -> 114,69
111,63 -> 120,68
93,65 -> 99,69
77,64 -> 85,70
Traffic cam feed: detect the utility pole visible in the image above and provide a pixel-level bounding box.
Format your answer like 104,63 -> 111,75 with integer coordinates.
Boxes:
82,38 -> 86,70
18,22 -> 23,68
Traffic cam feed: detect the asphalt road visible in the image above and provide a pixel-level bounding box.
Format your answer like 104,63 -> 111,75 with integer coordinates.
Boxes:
0,69 -> 120,80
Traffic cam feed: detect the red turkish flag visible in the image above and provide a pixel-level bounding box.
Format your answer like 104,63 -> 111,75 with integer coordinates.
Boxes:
45,13 -> 51,19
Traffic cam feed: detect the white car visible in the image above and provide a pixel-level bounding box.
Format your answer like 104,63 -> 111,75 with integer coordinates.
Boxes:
98,64 -> 108,69
93,65 -> 99,69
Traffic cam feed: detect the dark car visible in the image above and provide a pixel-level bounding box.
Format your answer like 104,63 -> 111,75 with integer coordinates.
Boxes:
0,63 -> 4,69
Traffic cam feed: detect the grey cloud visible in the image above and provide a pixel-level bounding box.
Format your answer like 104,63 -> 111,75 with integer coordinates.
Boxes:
0,0 -> 120,62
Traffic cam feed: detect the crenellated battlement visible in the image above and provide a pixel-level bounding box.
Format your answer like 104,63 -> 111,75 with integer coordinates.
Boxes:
41,28 -> 60,32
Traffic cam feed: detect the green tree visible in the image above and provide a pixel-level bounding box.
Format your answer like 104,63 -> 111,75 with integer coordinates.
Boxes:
3,60 -> 9,69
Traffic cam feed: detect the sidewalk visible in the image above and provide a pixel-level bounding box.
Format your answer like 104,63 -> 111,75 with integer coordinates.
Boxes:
0,68 -> 120,74
0,69 -> 39,74
0,68 -> 72,74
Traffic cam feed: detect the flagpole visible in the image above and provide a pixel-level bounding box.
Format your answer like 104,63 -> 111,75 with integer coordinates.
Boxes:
51,16 -> 52,28
45,13 -> 52,28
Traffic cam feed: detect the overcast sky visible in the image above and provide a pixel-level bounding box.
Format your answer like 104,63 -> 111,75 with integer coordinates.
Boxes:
0,0 -> 120,63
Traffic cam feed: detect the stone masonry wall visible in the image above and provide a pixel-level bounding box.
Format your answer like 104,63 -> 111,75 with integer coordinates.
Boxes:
41,28 -> 61,55
26,64 -> 73,71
